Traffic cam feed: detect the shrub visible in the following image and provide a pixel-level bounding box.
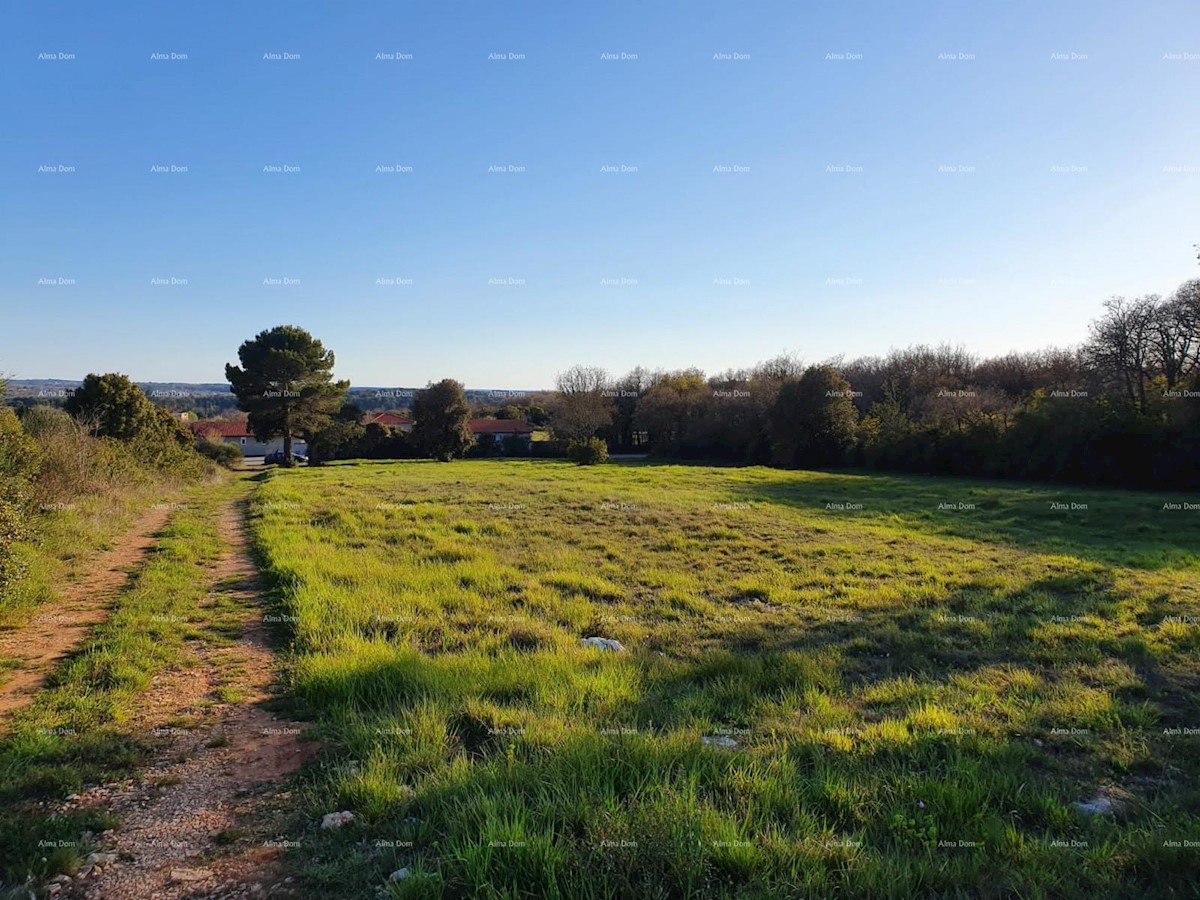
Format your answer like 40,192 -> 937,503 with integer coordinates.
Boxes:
195,439 -> 243,468
567,437 -> 609,465
501,434 -> 531,456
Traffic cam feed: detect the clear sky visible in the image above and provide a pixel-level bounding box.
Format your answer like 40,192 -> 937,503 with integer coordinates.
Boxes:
1,0 -> 1197,389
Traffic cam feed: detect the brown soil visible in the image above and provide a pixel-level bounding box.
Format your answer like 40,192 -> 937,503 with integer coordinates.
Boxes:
0,502 -> 176,717
56,496 -> 317,900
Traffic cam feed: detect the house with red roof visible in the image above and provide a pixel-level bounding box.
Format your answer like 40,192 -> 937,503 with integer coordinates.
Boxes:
468,418 -> 533,447
362,411 -> 414,432
191,421 -> 307,457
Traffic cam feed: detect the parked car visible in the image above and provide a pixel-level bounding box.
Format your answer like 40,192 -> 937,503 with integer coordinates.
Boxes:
265,450 -> 307,465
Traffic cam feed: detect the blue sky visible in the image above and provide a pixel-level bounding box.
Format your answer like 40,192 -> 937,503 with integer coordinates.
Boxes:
1,1 -> 1197,389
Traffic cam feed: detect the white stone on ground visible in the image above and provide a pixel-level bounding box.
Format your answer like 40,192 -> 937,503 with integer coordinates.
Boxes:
581,637 -> 626,652
1075,796 -> 1116,815
321,810 -> 356,828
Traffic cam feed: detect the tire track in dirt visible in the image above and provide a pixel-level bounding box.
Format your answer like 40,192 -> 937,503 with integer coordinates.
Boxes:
0,502 -> 177,718
57,493 -> 317,900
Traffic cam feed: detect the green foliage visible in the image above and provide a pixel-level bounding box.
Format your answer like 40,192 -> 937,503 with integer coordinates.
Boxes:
307,403 -> 368,464
525,404 -> 550,427
566,436 -> 609,465
501,434 -> 531,457
0,408 -> 39,597
195,438 -> 243,468
769,366 -> 858,468
64,373 -> 158,440
889,806 -> 939,851
412,379 -> 473,462
471,433 -> 502,458
225,325 -> 350,465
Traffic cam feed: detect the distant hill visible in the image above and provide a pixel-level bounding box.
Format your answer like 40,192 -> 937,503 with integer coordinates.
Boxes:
5,380 -> 546,414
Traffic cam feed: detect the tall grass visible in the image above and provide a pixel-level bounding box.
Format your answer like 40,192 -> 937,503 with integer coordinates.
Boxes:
251,460 -> 1200,898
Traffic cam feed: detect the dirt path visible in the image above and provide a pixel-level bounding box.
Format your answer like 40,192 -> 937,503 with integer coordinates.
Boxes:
0,502 -> 177,717
57,495 -> 316,900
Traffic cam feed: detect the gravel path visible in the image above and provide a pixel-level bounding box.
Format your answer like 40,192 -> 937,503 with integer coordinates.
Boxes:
56,495 -> 316,900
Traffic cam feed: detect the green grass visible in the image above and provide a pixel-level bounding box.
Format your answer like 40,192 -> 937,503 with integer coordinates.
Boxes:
249,459 -> 1200,899
0,476 -> 249,888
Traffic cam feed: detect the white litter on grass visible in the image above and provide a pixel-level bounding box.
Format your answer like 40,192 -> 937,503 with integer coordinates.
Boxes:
321,810 -> 356,829
389,868 -> 410,882
702,735 -> 739,749
1075,796 -> 1116,815
582,637 -> 626,652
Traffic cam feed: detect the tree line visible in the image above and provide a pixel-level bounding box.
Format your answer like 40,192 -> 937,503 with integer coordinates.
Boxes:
542,278 -> 1199,487
15,273 -> 1195,488
207,275 -> 1199,488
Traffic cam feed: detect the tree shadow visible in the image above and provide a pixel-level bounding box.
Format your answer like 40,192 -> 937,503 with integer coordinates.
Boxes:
718,468 -> 1200,571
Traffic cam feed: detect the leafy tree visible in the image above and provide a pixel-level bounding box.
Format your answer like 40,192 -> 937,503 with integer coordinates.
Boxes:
769,366 -> 858,468
635,370 -> 708,454
525,403 -> 550,427
412,379 -> 473,461
307,402 -> 366,465
609,366 -> 653,450
65,373 -> 159,439
225,326 -> 349,466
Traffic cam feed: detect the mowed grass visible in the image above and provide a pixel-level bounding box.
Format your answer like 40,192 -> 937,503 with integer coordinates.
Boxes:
250,460 -> 1200,899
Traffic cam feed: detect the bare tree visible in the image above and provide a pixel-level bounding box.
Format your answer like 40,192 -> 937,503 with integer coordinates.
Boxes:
1086,296 -> 1158,410
550,365 -> 613,442
1155,280 -> 1200,388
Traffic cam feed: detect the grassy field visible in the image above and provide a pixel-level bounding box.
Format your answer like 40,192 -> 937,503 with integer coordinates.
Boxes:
250,459 -> 1200,899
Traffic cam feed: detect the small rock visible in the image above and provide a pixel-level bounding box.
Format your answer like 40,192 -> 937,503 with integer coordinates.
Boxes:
48,885 -> 61,897
49,875 -> 72,885
582,637 -> 626,652
170,868 -> 215,883
701,735 -> 739,749
84,852 -> 118,867
389,868 -> 410,881
321,810 -> 356,829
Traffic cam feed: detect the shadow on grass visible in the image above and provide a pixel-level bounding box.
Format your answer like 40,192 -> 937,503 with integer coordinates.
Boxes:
716,467 -> 1200,571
